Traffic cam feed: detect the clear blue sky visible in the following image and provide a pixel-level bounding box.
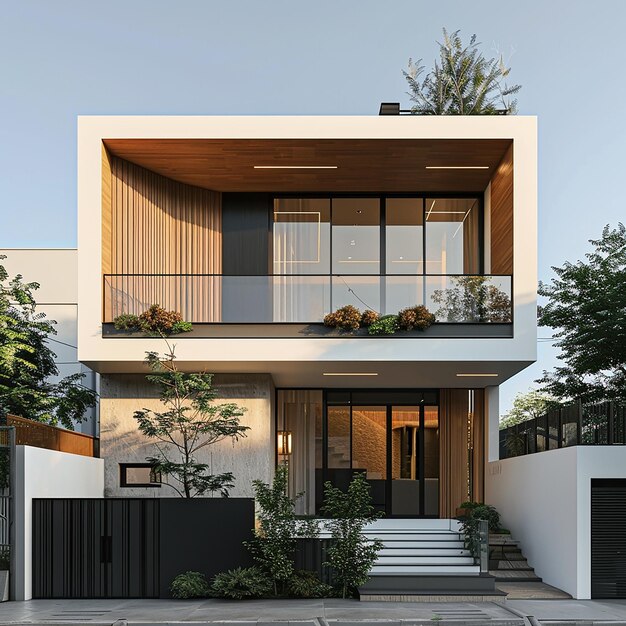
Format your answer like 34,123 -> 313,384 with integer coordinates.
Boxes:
1,0 -> 625,413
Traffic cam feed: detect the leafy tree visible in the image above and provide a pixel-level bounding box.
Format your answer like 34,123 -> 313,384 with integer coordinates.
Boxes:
133,345 -> 249,497
404,28 -> 521,115
499,390 -> 561,429
321,473 -> 383,599
0,255 -> 97,428
431,276 -> 511,322
247,464 -> 318,596
538,224 -> 626,406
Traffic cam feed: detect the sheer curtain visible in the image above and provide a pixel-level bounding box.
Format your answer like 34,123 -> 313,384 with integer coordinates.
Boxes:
276,390 -> 322,515
273,199 -> 330,322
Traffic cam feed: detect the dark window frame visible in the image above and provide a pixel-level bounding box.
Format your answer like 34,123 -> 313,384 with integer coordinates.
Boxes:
119,463 -> 162,488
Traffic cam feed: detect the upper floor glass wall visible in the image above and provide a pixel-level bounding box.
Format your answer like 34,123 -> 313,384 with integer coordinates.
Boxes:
273,196 -> 482,277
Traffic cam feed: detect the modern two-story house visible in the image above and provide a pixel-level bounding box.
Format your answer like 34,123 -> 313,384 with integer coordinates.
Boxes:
76,113 -> 537,524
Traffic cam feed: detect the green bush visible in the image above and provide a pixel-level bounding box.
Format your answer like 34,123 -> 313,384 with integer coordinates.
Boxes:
321,473 -> 383,599
458,502 -> 500,533
170,571 -> 210,599
171,320 -> 193,334
211,566 -> 272,600
113,313 -> 142,331
397,305 -> 435,331
368,314 -> 399,335
288,570 -> 333,598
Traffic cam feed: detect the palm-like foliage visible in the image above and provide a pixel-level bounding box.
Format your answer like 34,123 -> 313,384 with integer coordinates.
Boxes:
134,346 -> 249,497
404,29 -> 521,115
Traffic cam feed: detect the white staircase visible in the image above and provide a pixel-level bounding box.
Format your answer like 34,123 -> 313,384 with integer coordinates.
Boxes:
364,518 -> 479,576
355,519 -> 503,601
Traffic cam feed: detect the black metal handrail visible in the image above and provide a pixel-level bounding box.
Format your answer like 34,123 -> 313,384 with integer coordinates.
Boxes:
499,400 -> 626,459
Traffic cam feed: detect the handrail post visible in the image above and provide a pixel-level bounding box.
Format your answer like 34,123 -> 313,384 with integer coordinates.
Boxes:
479,519 -> 489,573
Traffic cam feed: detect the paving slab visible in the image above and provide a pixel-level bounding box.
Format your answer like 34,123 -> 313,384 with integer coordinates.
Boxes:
0,598 -> 523,625
508,598 -> 626,623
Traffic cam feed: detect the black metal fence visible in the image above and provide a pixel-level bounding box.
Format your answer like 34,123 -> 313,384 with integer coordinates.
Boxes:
499,401 -> 626,459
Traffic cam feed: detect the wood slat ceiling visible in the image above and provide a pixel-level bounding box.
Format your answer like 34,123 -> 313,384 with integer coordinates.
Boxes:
103,138 -> 512,193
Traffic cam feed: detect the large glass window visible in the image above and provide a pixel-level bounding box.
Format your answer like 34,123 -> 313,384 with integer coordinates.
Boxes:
331,198 -> 380,275
273,198 -> 330,274
386,198 -> 424,274
425,198 -> 480,274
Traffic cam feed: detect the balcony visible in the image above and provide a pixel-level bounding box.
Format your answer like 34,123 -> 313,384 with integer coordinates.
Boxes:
103,274 -> 512,327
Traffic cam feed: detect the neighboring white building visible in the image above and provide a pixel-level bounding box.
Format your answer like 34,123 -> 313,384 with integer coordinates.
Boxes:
0,249 -> 98,435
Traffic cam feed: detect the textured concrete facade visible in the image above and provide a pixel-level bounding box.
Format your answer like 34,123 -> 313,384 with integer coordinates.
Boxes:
99,373 -> 274,498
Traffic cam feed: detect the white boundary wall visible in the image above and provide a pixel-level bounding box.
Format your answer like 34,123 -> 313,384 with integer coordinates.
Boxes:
14,445 -> 104,600
486,446 -> 626,599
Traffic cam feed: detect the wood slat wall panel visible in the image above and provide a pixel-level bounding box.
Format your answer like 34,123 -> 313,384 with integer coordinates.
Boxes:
490,144 -> 513,275
101,146 -> 112,274
438,389 -> 485,517
104,156 -> 222,322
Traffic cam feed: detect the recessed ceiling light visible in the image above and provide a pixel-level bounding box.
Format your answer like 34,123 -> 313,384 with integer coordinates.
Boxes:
253,165 -> 338,169
426,166 -> 489,170
323,372 -> 379,376
456,373 -> 499,377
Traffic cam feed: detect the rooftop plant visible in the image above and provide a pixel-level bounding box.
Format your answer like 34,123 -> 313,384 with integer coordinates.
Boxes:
404,28 -> 521,115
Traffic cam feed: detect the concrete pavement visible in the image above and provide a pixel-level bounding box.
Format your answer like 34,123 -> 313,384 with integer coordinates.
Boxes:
0,598 -> 625,625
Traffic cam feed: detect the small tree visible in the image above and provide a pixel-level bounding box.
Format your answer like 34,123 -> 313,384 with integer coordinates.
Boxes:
404,28 -> 521,115
500,390 -> 561,429
431,276 -> 511,323
538,224 -> 626,406
247,464 -> 318,596
133,345 -> 249,497
0,255 -> 97,428
321,473 -> 383,599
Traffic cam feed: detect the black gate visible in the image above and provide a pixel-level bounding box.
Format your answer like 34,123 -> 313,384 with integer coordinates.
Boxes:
32,497 -> 254,599
591,479 -> 626,598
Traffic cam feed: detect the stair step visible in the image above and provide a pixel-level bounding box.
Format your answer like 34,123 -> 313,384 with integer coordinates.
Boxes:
364,533 -> 462,541
492,561 -> 533,570
382,539 -> 464,551
380,548 -> 471,557
371,565 -> 480,575
376,556 -> 475,565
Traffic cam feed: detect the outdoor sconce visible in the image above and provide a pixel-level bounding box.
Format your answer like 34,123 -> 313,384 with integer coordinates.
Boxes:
277,430 -> 292,456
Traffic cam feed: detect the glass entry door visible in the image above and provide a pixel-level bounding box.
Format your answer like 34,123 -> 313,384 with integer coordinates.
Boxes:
320,393 -> 439,517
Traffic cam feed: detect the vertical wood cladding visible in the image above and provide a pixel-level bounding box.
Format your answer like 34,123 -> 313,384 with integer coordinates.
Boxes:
103,153 -> 222,321
439,389 -> 485,517
490,144 -> 513,275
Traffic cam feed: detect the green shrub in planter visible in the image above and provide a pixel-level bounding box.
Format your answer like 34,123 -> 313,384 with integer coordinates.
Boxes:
211,566 -> 272,600
367,314 -> 399,335
113,313 -> 142,331
288,570 -> 333,598
170,570 -> 210,599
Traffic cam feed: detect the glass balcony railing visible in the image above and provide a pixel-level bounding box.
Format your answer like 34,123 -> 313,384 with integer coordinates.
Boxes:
103,274 -> 512,325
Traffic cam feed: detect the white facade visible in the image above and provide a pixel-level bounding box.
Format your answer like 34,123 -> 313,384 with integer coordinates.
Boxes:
13,445 -> 104,600
77,115 -> 537,390
0,249 -> 98,434
487,446 -> 626,599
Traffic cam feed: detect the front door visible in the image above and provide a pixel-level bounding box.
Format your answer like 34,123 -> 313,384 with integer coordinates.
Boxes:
322,393 -> 439,517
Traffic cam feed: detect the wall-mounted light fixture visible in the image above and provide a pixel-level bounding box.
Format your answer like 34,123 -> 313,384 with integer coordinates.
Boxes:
277,430 -> 293,456
456,373 -> 499,378
425,166 -> 489,170
254,165 -> 338,169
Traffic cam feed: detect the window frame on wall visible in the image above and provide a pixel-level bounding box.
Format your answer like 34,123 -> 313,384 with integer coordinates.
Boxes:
272,193 -> 485,280
119,463 -> 162,488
